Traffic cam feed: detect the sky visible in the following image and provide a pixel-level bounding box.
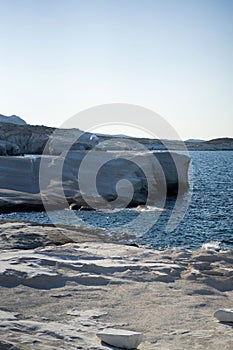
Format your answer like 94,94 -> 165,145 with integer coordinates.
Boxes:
0,0 -> 232,140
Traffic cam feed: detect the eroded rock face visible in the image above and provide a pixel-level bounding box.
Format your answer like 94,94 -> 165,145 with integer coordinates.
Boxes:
0,121 -> 190,211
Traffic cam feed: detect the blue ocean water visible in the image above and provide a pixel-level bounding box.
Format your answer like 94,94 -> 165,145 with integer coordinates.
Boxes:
1,151 -> 233,250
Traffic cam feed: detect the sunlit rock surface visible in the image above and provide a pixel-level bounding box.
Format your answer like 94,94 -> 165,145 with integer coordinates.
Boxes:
0,221 -> 233,349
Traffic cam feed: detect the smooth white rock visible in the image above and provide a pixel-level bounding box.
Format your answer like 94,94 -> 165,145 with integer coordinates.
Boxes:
97,328 -> 142,349
214,309 -> 233,322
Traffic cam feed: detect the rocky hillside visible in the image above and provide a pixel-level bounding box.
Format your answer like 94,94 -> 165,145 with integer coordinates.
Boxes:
0,123 -> 96,156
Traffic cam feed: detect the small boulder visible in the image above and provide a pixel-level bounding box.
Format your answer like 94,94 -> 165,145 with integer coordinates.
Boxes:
214,309 -> 233,322
97,328 -> 142,349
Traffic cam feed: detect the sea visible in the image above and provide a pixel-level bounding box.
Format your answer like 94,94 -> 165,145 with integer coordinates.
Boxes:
1,151 -> 233,250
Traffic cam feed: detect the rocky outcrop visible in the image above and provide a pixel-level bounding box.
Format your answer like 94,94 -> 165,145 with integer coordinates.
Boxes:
0,123 -> 99,156
0,151 -> 190,211
0,121 -> 190,212
0,221 -> 136,247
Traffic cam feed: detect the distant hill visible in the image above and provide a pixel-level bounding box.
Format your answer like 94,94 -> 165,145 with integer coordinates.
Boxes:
0,114 -> 27,126
204,137 -> 233,144
185,137 -> 233,151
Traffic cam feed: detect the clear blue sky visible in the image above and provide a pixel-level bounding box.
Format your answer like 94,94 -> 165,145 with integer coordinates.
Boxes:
0,0 -> 232,139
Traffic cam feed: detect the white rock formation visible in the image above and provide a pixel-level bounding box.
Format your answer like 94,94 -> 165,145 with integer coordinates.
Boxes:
0,151 -> 190,211
214,309 -> 233,322
97,328 -> 142,349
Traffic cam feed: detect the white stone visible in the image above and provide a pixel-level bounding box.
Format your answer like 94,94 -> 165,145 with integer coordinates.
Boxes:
97,328 -> 142,349
214,309 -> 233,322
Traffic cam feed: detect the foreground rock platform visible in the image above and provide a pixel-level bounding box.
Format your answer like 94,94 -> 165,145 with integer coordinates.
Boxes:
0,221 -> 233,349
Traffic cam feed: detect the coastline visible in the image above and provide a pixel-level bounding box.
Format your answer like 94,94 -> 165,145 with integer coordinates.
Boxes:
0,220 -> 232,349
1,1 -> 232,348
